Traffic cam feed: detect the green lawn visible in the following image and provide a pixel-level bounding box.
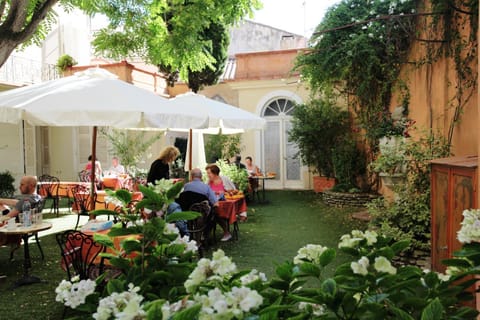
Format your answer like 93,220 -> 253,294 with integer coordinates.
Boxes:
0,191 -> 366,319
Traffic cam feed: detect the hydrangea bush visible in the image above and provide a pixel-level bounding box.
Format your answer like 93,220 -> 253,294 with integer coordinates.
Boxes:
57,206 -> 480,319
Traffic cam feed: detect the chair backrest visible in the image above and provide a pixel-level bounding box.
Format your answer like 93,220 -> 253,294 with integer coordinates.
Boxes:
187,200 -> 214,246
56,230 -> 105,281
71,185 -> 96,214
38,174 -> 60,197
78,170 -> 92,183
177,191 -> 209,212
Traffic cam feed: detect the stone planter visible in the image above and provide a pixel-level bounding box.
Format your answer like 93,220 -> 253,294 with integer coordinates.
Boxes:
313,176 -> 336,193
379,172 -> 406,188
322,190 -> 379,207
379,135 -> 405,154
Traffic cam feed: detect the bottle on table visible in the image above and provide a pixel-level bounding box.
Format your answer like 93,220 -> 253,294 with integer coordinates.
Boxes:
22,199 -> 31,227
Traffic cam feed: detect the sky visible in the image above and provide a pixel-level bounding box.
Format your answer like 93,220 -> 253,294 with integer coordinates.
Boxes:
252,0 -> 341,37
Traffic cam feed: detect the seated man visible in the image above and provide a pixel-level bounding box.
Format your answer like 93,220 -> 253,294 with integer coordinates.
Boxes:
168,168 -> 218,237
0,175 -> 42,222
107,156 -> 126,176
0,175 -> 42,248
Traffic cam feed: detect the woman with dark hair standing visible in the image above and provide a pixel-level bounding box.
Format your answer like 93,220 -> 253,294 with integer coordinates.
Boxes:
147,146 -> 180,184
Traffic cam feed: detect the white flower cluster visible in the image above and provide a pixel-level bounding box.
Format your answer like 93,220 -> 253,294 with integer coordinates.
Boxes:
457,209 -> 480,243
93,283 -> 146,320
239,269 -> 267,286
172,235 -> 198,253
105,195 -> 124,208
185,249 -> 237,293
298,302 -> 326,316
339,230 -> 378,249
293,244 -> 328,265
55,275 -> 96,309
350,256 -> 397,276
163,286 -> 263,320
163,223 -> 180,236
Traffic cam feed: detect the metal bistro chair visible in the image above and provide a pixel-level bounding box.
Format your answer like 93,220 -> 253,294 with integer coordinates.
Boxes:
71,185 -> 96,230
56,230 -> 106,281
38,174 -> 60,216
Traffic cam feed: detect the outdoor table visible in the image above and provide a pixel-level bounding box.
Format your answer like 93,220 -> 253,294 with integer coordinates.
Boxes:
0,222 -> 52,288
38,181 -> 89,198
251,175 -> 275,203
216,196 -> 247,238
72,191 -> 143,211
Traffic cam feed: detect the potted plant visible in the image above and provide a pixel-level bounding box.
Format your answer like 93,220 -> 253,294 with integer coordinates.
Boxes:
289,98 -> 350,192
0,170 -> 15,198
56,54 -> 77,73
371,138 -> 408,188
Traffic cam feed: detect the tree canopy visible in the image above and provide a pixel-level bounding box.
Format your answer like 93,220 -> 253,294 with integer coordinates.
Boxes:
0,0 -> 260,91
86,0 -> 260,89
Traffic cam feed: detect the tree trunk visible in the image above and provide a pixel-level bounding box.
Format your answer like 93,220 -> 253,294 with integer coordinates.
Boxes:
0,39 -> 18,68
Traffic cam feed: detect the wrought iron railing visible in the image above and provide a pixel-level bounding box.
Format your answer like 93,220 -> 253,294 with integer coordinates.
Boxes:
0,55 -> 59,85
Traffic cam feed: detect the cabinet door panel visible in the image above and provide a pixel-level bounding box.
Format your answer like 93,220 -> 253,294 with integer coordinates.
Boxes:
431,168 -> 449,272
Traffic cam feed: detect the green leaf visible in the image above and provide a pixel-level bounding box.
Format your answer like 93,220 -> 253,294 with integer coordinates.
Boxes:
107,279 -> 125,295
91,209 -> 117,216
275,262 -> 293,282
299,262 -> 320,277
391,240 -> 410,254
319,248 -> 336,267
166,211 -> 201,223
421,298 -> 444,320
93,233 -> 114,248
145,299 -> 166,320
441,258 -> 472,268
390,306 -> 415,320
114,189 -> 132,204
166,181 -> 184,200
172,304 -> 202,320
258,305 -> 292,314
121,239 -> 142,253
109,257 -> 131,270
321,278 -> 337,297
108,226 -> 138,237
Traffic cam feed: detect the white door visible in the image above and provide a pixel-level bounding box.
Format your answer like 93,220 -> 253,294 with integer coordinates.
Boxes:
262,98 -> 303,189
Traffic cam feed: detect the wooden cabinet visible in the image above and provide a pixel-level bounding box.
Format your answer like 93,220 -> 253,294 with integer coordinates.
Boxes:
431,156 -> 477,272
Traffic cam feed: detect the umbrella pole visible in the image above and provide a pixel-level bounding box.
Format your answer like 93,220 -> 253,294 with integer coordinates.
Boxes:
89,126 -> 97,216
189,128 -> 193,172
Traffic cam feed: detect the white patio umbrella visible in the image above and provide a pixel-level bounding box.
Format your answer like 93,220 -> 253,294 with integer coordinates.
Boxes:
0,68 -> 208,204
168,92 -> 266,170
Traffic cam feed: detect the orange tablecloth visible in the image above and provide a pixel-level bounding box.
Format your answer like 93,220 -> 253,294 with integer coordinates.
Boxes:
72,191 -> 143,211
38,181 -> 89,197
216,197 -> 247,225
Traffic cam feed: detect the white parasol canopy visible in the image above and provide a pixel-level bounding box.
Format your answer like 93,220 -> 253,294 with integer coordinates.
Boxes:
0,68 -> 208,204
168,92 -> 266,171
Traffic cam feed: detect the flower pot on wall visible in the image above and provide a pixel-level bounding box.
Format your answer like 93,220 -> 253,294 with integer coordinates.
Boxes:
313,176 -> 336,193
379,172 -> 406,188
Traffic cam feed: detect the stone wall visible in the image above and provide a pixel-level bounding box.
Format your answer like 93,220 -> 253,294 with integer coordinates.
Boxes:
322,191 -> 379,208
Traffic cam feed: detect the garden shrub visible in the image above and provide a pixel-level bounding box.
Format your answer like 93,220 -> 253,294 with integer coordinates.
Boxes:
0,170 -> 15,198
368,131 -> 450,251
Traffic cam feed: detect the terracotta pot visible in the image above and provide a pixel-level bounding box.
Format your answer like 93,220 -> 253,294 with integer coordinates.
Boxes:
379,172 -> 406,188
313,176 -> 336,193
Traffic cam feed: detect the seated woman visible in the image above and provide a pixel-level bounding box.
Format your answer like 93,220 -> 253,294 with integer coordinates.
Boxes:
206,164 -> 245,241
245,156 -> 261,198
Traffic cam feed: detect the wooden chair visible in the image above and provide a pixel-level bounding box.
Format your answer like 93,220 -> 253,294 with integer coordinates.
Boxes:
71,185 -> 96,230
56,230 -> 106,281
38,174 -> 60,216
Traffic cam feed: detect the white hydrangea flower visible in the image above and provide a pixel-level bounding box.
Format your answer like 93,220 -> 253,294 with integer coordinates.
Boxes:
161,300 -> 195,320
173,235 -> 198,253
457,209 -> 480,243
240,269 -> 267,286
55,278 -> 96,309
293,244 -> 328,265
338,234 -> 362,249
229,286 -> 264,313
163,223 -> 180,236
364,230 -> 378,245
185,250 -> 237,293
436,272 -> 451,282
351,256 -> 369,276
93,283 -> 146,320
374,256 -> 397,275
298,302 -> 326,316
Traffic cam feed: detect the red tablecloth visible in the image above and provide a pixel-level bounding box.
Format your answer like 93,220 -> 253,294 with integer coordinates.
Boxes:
216,197 -> 247,225
72,191 -> 143,211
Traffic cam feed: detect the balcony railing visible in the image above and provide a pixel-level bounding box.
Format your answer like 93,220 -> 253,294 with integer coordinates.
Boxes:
0,55 -> 59,85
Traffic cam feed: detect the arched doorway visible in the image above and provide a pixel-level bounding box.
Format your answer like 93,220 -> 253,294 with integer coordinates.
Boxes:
261,98 -> 303,189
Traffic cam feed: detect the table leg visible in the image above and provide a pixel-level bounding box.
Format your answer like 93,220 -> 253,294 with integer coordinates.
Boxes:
12,234 -> 42,289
